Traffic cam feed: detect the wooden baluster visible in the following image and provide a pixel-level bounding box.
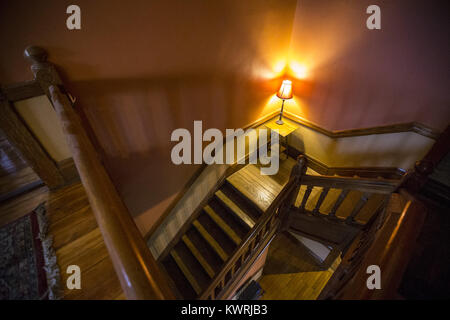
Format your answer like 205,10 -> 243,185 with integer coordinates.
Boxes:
270,213 -> 276,228
261,223 -> 267,237
231,264 -> 236,277
241,248 -> 247,265
299,185 -> 313,212
329,189 -> 349,219
346,192 -> 370,224
312,187 -> 330,216
278,155 -> 308,231
249,239 -> 256,252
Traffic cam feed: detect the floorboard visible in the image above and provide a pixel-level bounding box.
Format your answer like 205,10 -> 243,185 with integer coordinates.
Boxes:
259,232 -> 340,300
0,181 -> 124,300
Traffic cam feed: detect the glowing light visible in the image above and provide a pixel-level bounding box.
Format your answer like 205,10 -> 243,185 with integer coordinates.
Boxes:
277,80 -> 293,100
289,62 -> 308,79
273,60 -> 287,74
256,59 -> 287,79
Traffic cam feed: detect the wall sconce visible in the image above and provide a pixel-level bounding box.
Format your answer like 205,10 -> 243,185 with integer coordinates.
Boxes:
276,80 -> 293,125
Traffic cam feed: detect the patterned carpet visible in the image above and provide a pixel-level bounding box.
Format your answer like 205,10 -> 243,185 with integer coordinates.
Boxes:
0,203 -> 60,299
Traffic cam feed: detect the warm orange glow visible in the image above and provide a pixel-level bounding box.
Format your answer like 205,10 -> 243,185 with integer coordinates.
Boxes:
273,60 -> 287,74
277,80 -> 293,100
259,93 -> 305,119
289,61 -> 308,79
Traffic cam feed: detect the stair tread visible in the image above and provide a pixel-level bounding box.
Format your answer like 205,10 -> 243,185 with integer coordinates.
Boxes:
192,220 -> 229,261
204,205 -> 242,245
170,249 -> 202,295
215,190 -> 255,229
181,235 -> 215,278
209,197 -> 250,238
185,228 -> 223,273
226,157 -> 296,212
162,255 -> 196,299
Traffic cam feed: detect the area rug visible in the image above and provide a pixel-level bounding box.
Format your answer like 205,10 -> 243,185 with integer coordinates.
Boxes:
0,203 -> 61,299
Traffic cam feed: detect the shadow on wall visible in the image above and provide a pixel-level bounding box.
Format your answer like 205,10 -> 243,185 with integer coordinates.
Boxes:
64,72 -> 282,217
0,0 -> 299,233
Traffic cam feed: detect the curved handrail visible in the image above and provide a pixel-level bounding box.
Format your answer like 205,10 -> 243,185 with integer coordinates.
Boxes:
23,45 -> 175,299
49,84 -> 174,299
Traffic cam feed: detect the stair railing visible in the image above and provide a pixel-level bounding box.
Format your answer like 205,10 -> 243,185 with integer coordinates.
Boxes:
318,191 -> 426,299
200,155 -> 308,299
293,173 -> 399,226
25,46 -> 174,299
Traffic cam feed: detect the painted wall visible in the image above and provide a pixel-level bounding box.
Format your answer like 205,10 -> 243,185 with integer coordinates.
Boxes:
1,0 -> 448,238
285,0 -> 450,132
149,163 -> 228,257
0,0 -> 298,232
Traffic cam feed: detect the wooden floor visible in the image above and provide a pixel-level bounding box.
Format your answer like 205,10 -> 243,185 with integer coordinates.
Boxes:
259,232 -> 340,300
0,181 -> 124,300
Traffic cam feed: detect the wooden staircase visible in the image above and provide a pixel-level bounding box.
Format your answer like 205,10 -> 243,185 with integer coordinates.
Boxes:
160,157 -> 296,299
158,154 -> 400,299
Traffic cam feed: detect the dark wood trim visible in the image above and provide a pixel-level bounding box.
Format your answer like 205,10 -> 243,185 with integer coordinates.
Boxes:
284,111 -> 440,140
1,80 -> 44,102
287,147 -> 405,180
222,227 -> 277,300
0,91 -> 65,189
57,157 -> 80,183
0,178 -> 44,203
300,174 -> 398,194
321,197 -> 427,299
401,125 -> 450,204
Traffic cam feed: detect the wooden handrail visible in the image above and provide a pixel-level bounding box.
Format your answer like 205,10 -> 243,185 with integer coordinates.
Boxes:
300,174 -> 398,194
200,155 -> 307,299
23,45 -> 174,299
318,191 -> 426,299
49,84 -> 174,299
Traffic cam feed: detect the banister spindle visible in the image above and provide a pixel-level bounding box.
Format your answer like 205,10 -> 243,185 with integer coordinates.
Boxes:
346,193 -> 370,224
329,189 -> 349,218
299,185 -> 313,211
312,187 -> 330,216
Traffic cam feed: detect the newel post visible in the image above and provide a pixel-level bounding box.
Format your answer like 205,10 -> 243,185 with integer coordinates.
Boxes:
24,46 -> 62,97
278,154 -> 308,232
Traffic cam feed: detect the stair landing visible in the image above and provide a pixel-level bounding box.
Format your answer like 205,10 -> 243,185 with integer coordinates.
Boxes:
226,158 -> 319,212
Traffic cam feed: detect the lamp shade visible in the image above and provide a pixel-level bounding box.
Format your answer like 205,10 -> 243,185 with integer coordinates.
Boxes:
276,80 -> 293,100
